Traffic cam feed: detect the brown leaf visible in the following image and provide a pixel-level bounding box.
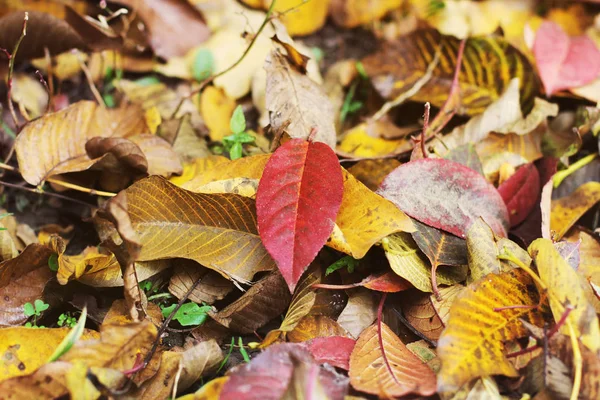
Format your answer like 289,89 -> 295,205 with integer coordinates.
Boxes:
177,339 -> 223,392
169,261 -> 233,305
401,291 -> 445,341
336,288 -> 377,339
265,50 -> 336,149
115,0 -> 210,59
130,351 -> 182,400
349,322 -> 437,397
0,267 -> 53,327
0,243 -> 53,287
209,271 -> 291,334
329,0 -> 403,28
14,101 -> 170,186
102,176 -> 275,283
0,8 -> 121,63
288,315 -> 349,343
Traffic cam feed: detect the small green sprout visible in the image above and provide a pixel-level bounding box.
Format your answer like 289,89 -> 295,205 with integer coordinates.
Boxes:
326,255 -> 360,276
223,106 -> 255,160
24,299 -> 49,327
57,312 -> 77,328
161,302 -> 212,327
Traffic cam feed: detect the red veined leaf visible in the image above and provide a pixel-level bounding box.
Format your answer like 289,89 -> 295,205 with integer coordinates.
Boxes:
377,158 -> 509,238
304,336 -> 355,370
256,138 -> 344,292
498,163 -> 541,227
312,271 -> 412,293
533,21 -> 600,96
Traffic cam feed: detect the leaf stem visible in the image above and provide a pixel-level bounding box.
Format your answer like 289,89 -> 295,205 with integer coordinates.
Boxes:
552,153 -> 598,188
377,293 -> 402,387
1,12 -> 28,129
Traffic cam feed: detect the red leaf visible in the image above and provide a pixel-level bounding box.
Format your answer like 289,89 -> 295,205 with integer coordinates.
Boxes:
533,21 -> 600,96
498,163 -> 541,227
305,336 -> 355,370
220,343 -> 349,400
360,271 -> 413,292
256,139 -> 343,292
377,158 -> 509,238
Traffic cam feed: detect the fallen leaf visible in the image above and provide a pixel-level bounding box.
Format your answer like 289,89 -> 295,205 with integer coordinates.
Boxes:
288,315 -> 348,342
304,336 -> 355,370
274,0 -> 329,36
550,181 -> 600,240
256,138 -> 343,291
349,322 -> 437,397
347,158 -> 401,191
177,339 -> 224,392
0,243 -> 53,287
444,144 -> 484,176
0,267 -> 53,327
498,162 -> 541,227
103,176 -> 275,283
15,101 -> 182,186
209,271 -> 291,334
383,233 -> 468,293
116,0 -> 210,59
130,351 -> 181,399
401,291 -> 445,341
200,86 -> 237,141
329,0 -> 403,28
169,262 -> 233,305
265,50 -> 337,149
0,327 -> 99,380
337,288 -> 377,339
529,238 -> 600,353
220,343 -> 349,400
362,29 -> 539,116
437,269 -> 543,392
533,21 -> 600,96
378,158 -> 510,238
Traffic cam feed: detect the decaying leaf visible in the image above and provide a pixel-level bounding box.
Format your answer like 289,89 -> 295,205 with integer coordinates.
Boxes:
437,269 -> 542,392
349,322 -> 437,397
362,29 -> 539,115
378,158 -> 510,238
265,50 -> 336,149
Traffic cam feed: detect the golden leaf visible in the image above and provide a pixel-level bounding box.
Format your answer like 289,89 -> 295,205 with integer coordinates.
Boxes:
437,269 -> 543,391
551,182 -> 600,240
200,86 -> 237,141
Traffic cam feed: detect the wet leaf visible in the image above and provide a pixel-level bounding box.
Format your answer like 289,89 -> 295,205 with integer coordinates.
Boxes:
362,29 -> 539,116
550,181 -> 600,240
103,176 -> 275,283
265,50 -> 336,149
529,238 -> 600,353
437,269 -> 542,391
256,139 -> 343,291
533,21 -> 600,96
349,322 -> 437,397
378,158 -> 510,238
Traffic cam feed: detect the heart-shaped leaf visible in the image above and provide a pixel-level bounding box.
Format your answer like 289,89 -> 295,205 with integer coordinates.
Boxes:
378,158 -> 510,238
256,139 -> 343,292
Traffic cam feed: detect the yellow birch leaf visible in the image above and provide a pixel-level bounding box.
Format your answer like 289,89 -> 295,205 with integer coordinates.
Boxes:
200,86 -> 237,141
550,182 -> 600,240
338,125 -> 404,158
529,238 -> 600,353
0,328 -> 99,380
437,269 -> 543,392
144,106 -> 162,135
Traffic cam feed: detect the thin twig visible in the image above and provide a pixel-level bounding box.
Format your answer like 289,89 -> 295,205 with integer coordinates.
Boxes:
169,0 -> 278,119
392,307 -> 437,347
0,180 -> 95,208
1,12 -> 28,129
43,47 -> 55,112
420,102 -> 430,158
35,70 -> 51,115
76,51 -> 105,107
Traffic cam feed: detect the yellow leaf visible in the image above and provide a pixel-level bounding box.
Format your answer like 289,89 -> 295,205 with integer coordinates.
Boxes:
200,86 -> 237,141
11,73 -> 48,119
437,269 -> 543,391
0,328 -> 99,380
383,233 -> 468,293
338,124 -> 404,157
349,322 -> 437,397
144,106 -> 162,135
551,182 -> 600,240
177,376 -> 228,400
274,0 -> 329,36
529,239 -> 600,353
104,176 -> 275,283
329,0 -> 403,28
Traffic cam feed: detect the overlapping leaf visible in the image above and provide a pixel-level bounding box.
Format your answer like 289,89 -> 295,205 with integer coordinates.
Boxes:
362,29 -> 539,115
550,181 -> 600,240
103,175 -> 275,283
437,269 -> 543,391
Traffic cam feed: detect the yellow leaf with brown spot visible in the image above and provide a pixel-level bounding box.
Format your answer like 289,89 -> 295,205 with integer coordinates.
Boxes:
200,86 -> 237,141
103,175 -> 275,283
529,238 -> 600,353
437,269 -> 543,392
551,182 -> 600,240
0,328 -> 99,380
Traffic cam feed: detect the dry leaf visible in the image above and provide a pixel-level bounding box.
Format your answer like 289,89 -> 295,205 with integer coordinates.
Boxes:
550,181 -> 600,240
329,0 -> 403,28
169,262 -> 233,304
